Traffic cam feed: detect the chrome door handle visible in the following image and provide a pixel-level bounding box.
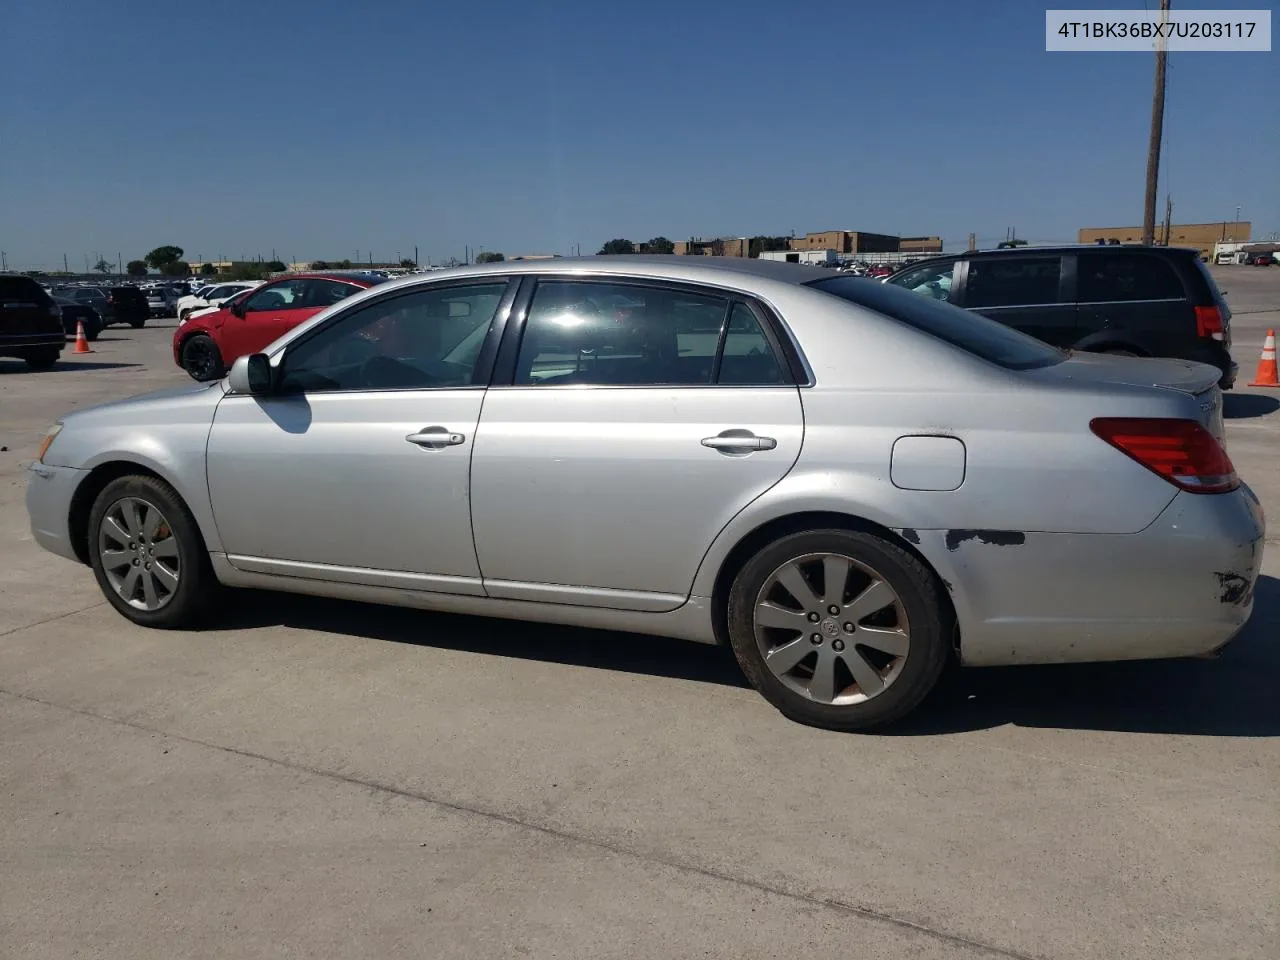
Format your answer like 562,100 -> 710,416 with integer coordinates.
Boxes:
406,427 -> 466,449
702,432 -> 777,453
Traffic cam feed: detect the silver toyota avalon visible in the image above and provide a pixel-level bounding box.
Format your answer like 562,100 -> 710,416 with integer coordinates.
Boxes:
26,257 -> 1265,731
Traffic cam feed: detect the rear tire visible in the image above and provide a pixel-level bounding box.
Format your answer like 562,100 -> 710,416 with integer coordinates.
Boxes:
87,474 -> 220,629
726,529 -> 950,732
129,317 -> 146,329
25,350 -> 59,371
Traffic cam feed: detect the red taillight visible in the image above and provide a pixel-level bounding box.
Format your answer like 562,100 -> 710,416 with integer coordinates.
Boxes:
1195,305 -> 1224,340
1090,418 -> 1238,494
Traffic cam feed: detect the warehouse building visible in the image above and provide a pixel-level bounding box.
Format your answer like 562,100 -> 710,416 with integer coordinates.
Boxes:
1077,222 -> 1251,261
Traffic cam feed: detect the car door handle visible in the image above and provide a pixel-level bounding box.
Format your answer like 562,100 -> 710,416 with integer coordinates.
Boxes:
702,431 -> 777,453
406,427 -> 466,449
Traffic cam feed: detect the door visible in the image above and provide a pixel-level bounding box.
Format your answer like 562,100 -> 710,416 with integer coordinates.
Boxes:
207,279 -> 516,593
219,277 -> 363,362
470,279 -> 805,611
1073,251 -> 1190,355
960,255 -> 1076,347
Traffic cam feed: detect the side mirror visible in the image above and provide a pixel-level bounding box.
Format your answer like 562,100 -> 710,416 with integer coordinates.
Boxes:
228,353 -> 274,395
229,298 -> 246,317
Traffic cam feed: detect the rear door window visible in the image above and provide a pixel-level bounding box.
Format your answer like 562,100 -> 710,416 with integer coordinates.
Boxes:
964,257 -> 1062,308
1077,253 -> 1185,303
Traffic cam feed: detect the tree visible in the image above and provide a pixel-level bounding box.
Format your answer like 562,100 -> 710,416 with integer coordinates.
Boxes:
160,260 -> 191,276
399,258 -> 416,268
475,251 -> 505,263
126,260 -> 149,276
598,238 -> 635,255
199,262 -> 218,276
996,239 -> 1028,249
640,237 -> 674,255
749,236 -> 791,258
265,260 -> 286,272
145,245 -> 184,271
309,261 -> 329,270
93,258 -> 113,274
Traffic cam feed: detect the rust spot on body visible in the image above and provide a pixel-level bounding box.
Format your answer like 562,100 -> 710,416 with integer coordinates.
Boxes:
1215,572 -> 1251,604
945,529 -> 1027,551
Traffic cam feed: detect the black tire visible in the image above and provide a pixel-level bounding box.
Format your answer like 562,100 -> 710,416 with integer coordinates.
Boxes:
25,349 -> 59,371
129,316 -> 146,328
726,529 -> 950,732
87,474 -> 220,629
180,333 -> 225,381
85,317 -> 102,341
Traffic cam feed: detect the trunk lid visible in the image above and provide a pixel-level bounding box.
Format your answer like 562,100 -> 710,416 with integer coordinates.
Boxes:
1030,352 -> 1225,442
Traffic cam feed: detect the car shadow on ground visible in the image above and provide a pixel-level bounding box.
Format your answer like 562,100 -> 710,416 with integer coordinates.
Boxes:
1224,392 -> 1280,419
214,574 -> 1279,737
0,361 -> 141,375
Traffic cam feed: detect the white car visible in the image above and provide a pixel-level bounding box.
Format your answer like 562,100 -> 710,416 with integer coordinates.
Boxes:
176,281 -> 260,323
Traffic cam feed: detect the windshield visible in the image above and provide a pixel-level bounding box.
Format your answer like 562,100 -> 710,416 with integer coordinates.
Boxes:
807,275 -> 1065,371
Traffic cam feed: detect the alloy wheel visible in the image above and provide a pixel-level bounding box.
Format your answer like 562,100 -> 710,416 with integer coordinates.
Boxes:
97,497 -> 181,611
753,552 -> 910,705
182,337 -> 218,380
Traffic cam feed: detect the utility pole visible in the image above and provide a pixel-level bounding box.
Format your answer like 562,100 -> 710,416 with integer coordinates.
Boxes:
117,253 -> 122,275
63,253 -> 69,273
1142,0 -> 1171,245
414,245 -> 418,266
1,251 -> 7,272
968,232 -> 977,252
1161,194 -> 1173,246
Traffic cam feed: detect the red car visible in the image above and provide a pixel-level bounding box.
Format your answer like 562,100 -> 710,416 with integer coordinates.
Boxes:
1252,254 -> 1274,267
172,272 -> 386,380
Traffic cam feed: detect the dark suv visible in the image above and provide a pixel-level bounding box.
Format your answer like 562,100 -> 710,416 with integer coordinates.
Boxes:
106,286 -> 149,328
0,276 -> 65,369
886,245 -> 1237,388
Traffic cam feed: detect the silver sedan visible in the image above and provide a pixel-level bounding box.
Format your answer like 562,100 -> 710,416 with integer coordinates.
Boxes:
26,257 -> 1265,730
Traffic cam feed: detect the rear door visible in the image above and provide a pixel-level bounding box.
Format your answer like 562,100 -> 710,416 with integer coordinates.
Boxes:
958,255 -> 1075,347
469,277 -> 804,611
1073,251 -> 1192,355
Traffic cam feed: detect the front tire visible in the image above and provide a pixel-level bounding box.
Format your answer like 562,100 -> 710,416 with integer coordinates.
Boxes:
727,529 -> 950,732
180,334 -> 225,381
87,475 -> 219,628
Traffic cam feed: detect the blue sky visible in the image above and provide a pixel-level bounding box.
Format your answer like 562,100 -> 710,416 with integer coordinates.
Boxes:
1,0 -> 1275,269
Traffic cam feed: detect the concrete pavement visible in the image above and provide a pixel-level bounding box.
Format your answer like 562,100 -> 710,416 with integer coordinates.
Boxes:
1,283 -> 1277,959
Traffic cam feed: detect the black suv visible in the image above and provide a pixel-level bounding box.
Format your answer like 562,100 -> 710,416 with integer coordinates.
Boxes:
105,286 -> 149,328
886,245 -> 1237,388
0,276 -> 65,370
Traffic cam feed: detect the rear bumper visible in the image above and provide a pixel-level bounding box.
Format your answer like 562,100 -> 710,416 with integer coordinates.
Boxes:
26,463 -> 85,563
0,333 -> 65,357
912,484 -> 1265,666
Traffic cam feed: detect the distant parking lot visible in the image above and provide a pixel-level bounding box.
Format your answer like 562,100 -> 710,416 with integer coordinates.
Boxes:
1,269 -> 1277,959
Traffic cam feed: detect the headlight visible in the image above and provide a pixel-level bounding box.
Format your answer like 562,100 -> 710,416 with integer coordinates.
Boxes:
36,423 -> 63,463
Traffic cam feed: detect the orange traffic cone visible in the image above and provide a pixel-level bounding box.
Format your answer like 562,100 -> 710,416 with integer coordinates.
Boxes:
73,320 -> 92,354
1248,329 -> 1278,388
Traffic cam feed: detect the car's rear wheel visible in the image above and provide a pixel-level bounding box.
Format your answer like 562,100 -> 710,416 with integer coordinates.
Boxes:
727,529 -> 950,731
25,349 -> 59,371
88,475 -> 219,629
180,334 -> 225,381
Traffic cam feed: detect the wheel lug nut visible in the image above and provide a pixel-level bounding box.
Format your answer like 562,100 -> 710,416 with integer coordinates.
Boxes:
832,639 -> 845,652
810,633 -> 823,645
843,622 -> 854,633
132,558 -> 139,566
828,605 -> 839,615
807,612 -> 820,623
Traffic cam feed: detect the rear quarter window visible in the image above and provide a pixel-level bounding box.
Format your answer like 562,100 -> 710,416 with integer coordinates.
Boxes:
1077,253 -> 1185,303
808,275 -> 1064,371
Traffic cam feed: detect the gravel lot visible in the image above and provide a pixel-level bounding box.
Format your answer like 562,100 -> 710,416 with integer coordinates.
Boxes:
2,271 -> 1278,960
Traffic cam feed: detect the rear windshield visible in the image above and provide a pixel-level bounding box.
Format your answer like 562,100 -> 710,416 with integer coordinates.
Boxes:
0,277 -> 52,304
808,275 -> 1065,371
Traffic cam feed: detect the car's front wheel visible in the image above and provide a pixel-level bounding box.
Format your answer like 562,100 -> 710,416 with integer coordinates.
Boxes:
180,334 -> 225,381
87,474 -> 219,628
727,529 -> 950,732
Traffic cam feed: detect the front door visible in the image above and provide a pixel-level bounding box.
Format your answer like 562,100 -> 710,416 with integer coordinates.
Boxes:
960,255 -> 1076,347
469,278 -> 805,610
207,278 -> 516,594
219,277 -> 363,363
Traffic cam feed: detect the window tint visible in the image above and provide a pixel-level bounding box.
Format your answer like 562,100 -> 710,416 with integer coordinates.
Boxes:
278,282 -> 507,393
244,280 -> 305,312
1077,254 -> 1184,303
886,261 -> 955,302
808,276 -> 1064,371
964,257 -> 1061,308
516,281 -> 727,386
718,303 -> 785,384
306,278 -> 362,308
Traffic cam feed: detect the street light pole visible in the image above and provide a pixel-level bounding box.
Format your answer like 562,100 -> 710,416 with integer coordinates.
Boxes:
1142,0 -> 1171,246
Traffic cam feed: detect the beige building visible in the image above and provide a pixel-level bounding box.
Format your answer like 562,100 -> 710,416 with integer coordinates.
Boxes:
900,235 -> 943,254
791,230 -> 901,255
673,237 -> 751,257
1078,222 -> 1251,261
